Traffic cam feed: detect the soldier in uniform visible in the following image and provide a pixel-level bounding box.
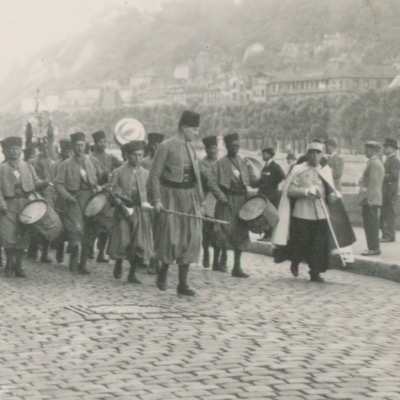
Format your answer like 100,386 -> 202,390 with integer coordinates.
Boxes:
90,130 -> 122,262
28,137 -> 56,262
108,140 -> 154,283
149,110 -> 203,296
51,139 -> 72,264
381,138 -> 400,243
142,132 -> 165,171
55,132 -> 103,274
198,135 -> 227,270
0,137 -> 48,277
208,133 -> 258,278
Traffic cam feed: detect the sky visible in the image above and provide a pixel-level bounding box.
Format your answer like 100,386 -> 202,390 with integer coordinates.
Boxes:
0,0 -> 166,80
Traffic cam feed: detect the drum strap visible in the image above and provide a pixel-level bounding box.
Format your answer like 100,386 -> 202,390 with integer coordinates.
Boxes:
227,157 -> 247,191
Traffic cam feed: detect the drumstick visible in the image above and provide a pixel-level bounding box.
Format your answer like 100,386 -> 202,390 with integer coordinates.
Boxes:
5,209 -> 32,220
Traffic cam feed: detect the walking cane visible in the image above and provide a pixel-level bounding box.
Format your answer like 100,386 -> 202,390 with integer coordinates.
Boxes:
319,198 -> 346,267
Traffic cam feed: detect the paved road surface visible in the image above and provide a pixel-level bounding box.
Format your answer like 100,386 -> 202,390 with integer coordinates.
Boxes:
1,253 -> 400,400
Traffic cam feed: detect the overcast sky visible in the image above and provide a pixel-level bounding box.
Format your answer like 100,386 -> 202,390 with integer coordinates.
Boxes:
0,0 -> 166,79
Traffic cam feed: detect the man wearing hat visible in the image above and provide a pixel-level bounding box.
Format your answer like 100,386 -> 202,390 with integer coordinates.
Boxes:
149,110 -> 203,296
0,136 -> 48,277
199,135 -> 227,270
55,132 -> 103,274
107,140 -> 154,283
51,139 -> 73,265
208,132 -> 258,278
255,147 -> 285,241
380,138 -> 400,243
286,152 -> 297,175
90,130 -> 122,263
272,141 -> 355,281
326,139 -> 344,191
359,141 -> 385,255
28,137 -> 56,263
142,132 -> 165,171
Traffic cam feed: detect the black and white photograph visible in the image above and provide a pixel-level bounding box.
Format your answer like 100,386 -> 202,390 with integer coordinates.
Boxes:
1,0 -> 400,399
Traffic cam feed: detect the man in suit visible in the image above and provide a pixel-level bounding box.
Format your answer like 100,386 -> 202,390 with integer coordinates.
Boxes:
359,141 -> 385,256
256,147 -> 285,241
326,139 -> 344,191
381,138 -> 400,243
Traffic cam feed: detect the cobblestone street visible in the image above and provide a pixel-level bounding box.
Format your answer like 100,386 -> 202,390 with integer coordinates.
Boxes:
1,252 -> 400,400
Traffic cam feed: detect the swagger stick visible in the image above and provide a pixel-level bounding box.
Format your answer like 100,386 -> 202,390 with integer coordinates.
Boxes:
319,198 -> 346,267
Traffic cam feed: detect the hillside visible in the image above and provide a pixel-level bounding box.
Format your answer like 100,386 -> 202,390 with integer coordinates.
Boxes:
1,0 -> 400,111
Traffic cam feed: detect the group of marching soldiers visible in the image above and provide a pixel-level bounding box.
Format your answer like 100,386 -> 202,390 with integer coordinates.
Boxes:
0,110 -> 261,296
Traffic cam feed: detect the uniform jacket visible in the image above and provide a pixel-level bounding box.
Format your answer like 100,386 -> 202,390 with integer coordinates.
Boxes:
55,155 -> 100,200
30,155 -> 55,182
208,155 -> 258,201
111,163 -> 149,205
198,157 -> 215,195
327,152 -> 344,191
383,153 -> 400,199
255,159 -> 285,205
148,136 -> 203,203
0,160 -> 40,207
141,155 -> 154,171
359,155 -> 385,206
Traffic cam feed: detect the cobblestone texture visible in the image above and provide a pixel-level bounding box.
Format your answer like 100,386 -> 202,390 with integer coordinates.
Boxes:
1,253 -> 400,399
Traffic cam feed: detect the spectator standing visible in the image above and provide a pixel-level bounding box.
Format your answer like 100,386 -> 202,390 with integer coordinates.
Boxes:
326,139 -> 344,191
381,138 -> 400,243
359,141 -> 385,256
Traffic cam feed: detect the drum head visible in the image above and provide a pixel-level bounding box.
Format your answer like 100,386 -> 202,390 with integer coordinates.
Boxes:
19,200 -> 48,224
238,196 -> 267,221
85,194 -> 108,217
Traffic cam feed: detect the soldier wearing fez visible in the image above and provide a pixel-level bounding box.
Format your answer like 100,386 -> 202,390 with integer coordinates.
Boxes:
108,140 -> 154,283
208,133 -> 258,278
142,132 -> 165,170
28,137 -> 56,263
51,139 -> 73,265
149,110 -> 203,296
90,130 -> 122,262
0,137 -> 48,277
199,135 -> 227,270
55,132 -> 102,274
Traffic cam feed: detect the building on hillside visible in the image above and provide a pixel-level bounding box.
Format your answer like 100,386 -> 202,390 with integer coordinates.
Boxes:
267,64 -> 395,99
21,95 -> 59,113
59,88 -> 101,110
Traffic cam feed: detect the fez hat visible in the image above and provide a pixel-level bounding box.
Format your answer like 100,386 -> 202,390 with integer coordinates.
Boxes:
306,142 -> 324,152
59,139 -> 71,151
365,140 -> 382,150
261,147 -> 275,157
178,110 -> 200,128
223,133 -> 239,145
70,132 -> 86,143
1,136 -> 23,150
383,138 -> 398,149
92,130 -> 106,142
325,138 -> 338,148
202,135 -> 217,148
124,140 -> 146,154
147,132 -> 165,144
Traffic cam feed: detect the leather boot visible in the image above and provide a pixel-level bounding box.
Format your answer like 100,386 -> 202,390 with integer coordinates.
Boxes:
113,259 -> 123,279
27,240 -> 38,260
40,241 -> 52,263
231,250 -> 249,278
14,250 -> 26,278
177,264 -> 195,296
147,259 -> 157,275
156,263 -> 169,291
202,245 -> 210,268
96,231 -> 109,263
219,249 -> 228,272
212,247 -> 222,271
127,260 -> 141,284
290,262 -> 299,277
78,245 -> 90,275
69,245 -> 79,272
4,249 -> 14,277
56,241 -> 65,264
